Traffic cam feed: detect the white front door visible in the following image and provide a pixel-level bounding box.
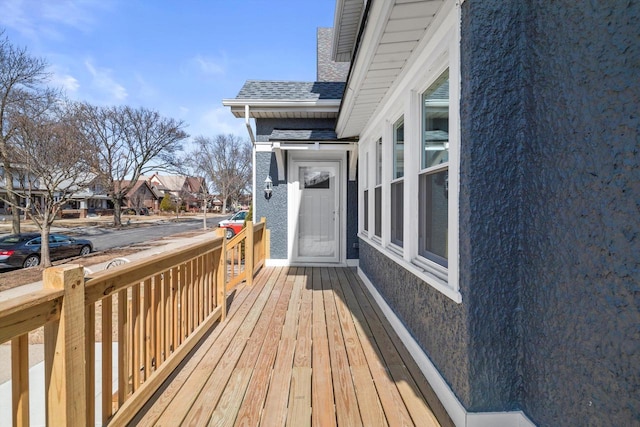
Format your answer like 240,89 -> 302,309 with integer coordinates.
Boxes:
291,160 -> 340,263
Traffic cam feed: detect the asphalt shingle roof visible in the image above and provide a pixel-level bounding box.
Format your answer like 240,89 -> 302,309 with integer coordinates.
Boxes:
236,80 -> 345,100
269,129 -> 338,141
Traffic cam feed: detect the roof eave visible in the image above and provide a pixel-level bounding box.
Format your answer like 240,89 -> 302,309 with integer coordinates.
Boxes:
223,99 -> 341,118
336,0 -> 449,139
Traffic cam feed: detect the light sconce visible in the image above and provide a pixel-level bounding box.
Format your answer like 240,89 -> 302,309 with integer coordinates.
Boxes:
264,176 -> 273,200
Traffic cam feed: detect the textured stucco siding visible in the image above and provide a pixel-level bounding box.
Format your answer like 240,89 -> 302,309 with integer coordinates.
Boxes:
518,2 -> 640,425
459,0 -> 525,412
255,151 -> 288,259
460,0 -> 639,425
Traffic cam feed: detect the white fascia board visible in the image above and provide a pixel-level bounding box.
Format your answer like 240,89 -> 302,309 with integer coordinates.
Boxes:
224,99 -> 341,117
337,1 -> 455,140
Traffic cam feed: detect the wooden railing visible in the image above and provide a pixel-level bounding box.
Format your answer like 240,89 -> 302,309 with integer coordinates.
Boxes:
0,218 -> 268,426
224,218 -> 269,290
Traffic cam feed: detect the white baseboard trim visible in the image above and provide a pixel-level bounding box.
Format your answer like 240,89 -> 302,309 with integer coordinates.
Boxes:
346,258 -> 359,267
265,259 -> 359,268
357,267 -> 536,427
265,259 -> 289,267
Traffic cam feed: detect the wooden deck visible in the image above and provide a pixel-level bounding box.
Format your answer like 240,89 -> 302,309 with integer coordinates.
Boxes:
129,266 -> 450,427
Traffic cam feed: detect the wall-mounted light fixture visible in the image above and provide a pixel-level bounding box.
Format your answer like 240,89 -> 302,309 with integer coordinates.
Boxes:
264,176 -> 273,200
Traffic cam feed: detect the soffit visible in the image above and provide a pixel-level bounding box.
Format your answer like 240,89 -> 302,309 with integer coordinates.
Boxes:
333,0 -> 367,62
336,0 -> 446,138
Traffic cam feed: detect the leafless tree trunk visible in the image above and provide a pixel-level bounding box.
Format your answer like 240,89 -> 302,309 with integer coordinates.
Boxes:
0,30 -> 58,234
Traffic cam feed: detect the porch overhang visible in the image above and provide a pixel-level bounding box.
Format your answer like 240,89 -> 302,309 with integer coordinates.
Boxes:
335,0 -> 447,139
265,128 -> 358,181
262,140 -> 359,182
223,99 -> 341,120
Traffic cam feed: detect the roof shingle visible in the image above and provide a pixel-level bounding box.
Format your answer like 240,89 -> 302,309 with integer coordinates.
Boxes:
236,80 -> 345,101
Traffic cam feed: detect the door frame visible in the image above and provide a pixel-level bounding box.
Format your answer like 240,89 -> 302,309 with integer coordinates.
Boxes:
288,151 -> 347,265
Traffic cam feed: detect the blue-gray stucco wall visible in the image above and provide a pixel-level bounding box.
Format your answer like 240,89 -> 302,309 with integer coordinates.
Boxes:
255,118 -> 359,261
517,2 -> 640,425
361,1 -> 638,425
255,150 -> 288,259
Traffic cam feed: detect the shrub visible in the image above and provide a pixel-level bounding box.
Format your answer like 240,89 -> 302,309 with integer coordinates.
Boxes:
160,193 -> 174,212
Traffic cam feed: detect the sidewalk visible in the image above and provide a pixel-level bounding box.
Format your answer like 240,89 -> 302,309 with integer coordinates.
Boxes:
0,226 -> 222,426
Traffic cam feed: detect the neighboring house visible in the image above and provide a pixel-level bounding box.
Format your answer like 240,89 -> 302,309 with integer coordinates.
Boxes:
120,179 -> 163,212
64,182 -> 112,217
148,173 -> 207,211
225,1 -> 638,426
0,166 -> 46,214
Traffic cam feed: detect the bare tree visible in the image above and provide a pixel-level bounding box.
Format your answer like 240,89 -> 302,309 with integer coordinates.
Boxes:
193,134 -> 251,214
0,29 -> 58,233
77,103 -> 188,226
12,102 -> 97,267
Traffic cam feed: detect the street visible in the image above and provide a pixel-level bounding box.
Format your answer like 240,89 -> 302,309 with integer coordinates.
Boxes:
81,216 -> 226,251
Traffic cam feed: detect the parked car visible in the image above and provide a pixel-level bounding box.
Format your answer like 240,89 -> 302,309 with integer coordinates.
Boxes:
218,210 -> 248,239
0,233 -> 93,269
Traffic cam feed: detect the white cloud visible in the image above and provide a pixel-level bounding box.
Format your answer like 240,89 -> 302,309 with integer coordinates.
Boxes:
193,54 -> 225,75
178,106 -> 190,117
50,72 -> 80,93
195,107 -> 249,139
0,0 -> 112,41
134,73 -> 158,100
85,59 -> 127,102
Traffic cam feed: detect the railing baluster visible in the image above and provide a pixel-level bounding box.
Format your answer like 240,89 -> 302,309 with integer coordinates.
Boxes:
11,334 -> 29,427
132,283 -> 140,391
153,274 -> 161,371
86,302 -> 96,424
102,295 -> 113,423
117,288 -> 129,407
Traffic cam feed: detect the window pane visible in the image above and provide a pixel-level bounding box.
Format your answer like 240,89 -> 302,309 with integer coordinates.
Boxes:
419,170 -> 448,266
376,138 -> 382,186
374,186 -> 382,238
391,180 -> 403,246
394,118 -> 404,179
422,72 -> 449,169
363,189 -> 369,232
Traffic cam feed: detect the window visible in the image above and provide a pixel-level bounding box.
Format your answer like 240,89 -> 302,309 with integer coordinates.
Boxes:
363,189 -> 369,232
355,5 -> 459,300
419,72 -> 449,266
390,117 -> 404,247
374,138 -> 382,238
363,152 -> 369,232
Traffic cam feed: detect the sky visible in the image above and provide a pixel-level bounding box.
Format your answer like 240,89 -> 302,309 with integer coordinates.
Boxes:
0,0 -> 337,144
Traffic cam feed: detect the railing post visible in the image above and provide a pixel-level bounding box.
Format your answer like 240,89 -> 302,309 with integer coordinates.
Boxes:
43,265 -> 87,427
260,217 -> 268,263
217,237 -> 227,321
246,220 -> 254,286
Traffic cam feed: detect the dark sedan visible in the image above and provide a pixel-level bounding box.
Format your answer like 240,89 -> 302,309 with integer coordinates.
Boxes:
0,233 -> 93,269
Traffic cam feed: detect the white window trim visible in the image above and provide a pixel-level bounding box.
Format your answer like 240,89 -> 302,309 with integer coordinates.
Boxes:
357,3 -> 461,303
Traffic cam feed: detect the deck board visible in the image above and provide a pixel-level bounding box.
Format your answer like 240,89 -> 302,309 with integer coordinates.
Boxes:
129,267 -> 448,427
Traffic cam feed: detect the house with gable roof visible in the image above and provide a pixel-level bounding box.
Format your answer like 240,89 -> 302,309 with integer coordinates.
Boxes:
148,173 -> 207,212
225,1 -> 639,426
